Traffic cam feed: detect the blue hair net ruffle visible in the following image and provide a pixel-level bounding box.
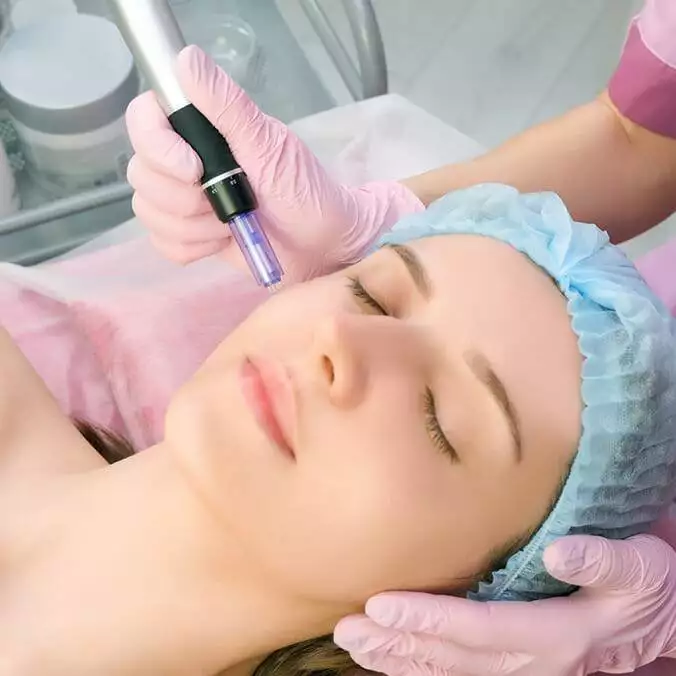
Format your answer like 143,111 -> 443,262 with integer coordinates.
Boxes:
379,184 -> 676,602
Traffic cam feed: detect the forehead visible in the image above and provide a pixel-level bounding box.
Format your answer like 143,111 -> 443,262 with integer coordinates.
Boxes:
403,234 -> 565,318
401,233 -> 574,349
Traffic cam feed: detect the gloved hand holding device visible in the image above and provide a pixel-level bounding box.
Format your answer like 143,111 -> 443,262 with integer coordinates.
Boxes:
125,45 -> 423,282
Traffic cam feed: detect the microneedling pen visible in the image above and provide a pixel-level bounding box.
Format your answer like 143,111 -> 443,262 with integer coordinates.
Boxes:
109,0 -> 284,291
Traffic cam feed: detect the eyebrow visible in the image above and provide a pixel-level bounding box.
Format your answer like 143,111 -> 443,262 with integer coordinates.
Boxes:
386,243 -> 432,299
470,354 -> 523,462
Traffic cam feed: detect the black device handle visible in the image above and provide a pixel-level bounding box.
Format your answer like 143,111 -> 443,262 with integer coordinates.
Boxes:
168,104 -> 257,222
168,104 -> 239,183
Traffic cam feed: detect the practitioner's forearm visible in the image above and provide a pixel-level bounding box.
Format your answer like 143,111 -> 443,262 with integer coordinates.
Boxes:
402,93 -> 676,244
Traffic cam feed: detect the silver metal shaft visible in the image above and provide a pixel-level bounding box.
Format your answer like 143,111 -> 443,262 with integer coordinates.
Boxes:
108,0 -> 189,114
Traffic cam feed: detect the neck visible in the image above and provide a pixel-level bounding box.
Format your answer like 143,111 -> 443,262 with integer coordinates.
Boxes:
40,445 -> 348,675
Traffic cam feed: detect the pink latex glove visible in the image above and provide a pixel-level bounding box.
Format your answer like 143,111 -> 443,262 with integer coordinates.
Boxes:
125,45 -> 423,282
334,530 -> 676,676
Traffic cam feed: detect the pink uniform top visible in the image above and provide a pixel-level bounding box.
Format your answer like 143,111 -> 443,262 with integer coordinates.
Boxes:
609,0 -> 676,138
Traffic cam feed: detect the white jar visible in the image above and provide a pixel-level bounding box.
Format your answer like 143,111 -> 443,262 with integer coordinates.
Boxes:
10,0 -> 78,31
0,13 -> 139,195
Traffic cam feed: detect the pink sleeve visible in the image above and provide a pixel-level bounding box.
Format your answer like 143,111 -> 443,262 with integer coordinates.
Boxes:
629,660 -> 676,676
608,0 -> 676,138
635,237 -> 676,317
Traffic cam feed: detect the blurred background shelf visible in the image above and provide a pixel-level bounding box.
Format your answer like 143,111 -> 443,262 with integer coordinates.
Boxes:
0,0 -> 386,264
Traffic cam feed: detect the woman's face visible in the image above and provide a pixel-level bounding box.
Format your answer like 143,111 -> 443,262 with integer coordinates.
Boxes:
166,234 -> 582,605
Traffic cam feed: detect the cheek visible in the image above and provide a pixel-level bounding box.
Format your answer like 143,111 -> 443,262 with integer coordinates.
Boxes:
246,402 -> 473,603
220,281 -> 350,360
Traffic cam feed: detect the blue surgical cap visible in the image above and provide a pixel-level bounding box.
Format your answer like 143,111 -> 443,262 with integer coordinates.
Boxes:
379,183 -> 676,602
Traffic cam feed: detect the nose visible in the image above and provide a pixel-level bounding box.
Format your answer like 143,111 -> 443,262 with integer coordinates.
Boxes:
312,314 -> 367,408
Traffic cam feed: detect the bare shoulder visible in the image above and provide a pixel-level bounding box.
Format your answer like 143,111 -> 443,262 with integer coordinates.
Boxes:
0,327 -> 103,480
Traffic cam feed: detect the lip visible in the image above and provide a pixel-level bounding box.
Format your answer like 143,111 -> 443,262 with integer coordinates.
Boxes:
240,356 -> 296,459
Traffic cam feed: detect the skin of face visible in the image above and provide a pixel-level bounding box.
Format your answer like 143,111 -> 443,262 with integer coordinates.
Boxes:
164,234 -> 582,607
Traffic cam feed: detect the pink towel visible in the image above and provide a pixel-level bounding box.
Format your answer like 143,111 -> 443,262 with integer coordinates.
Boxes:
635,238 -> 676,316
1,236 -> 267,449
0,276 -> 124,435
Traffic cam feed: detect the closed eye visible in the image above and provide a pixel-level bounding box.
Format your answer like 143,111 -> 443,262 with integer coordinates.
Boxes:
348,276 -> 458,463
348,277 -> 388,315
424,388 -> 459,462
